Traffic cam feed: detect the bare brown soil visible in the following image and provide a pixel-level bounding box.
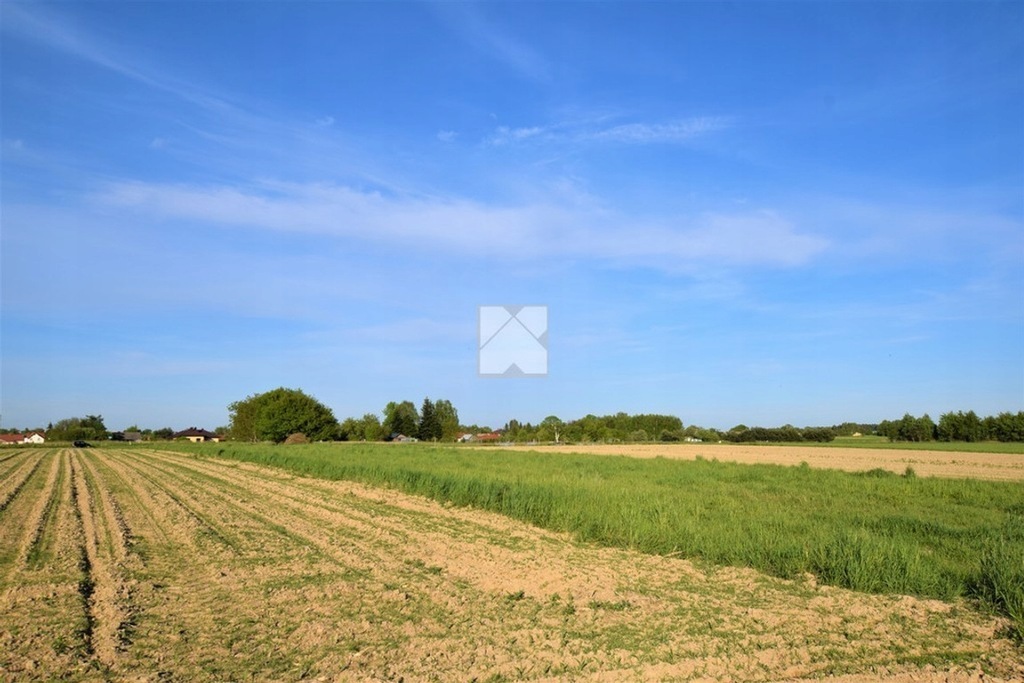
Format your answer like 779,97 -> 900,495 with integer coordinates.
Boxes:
483,443 -> 1024,481
0,447 -> 1020,682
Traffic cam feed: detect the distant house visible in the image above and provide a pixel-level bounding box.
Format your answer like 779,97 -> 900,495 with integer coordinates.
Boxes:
123,431 -> 143,443
172,427 -> 220,443
473,432 -> 502,443
0,432 -> 44,445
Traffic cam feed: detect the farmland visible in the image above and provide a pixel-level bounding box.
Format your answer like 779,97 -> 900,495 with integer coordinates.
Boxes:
481,441 -> 1024,481
1,445 -> 1022,682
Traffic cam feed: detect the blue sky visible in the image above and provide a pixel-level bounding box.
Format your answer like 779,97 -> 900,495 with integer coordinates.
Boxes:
2,1 -> 1022,432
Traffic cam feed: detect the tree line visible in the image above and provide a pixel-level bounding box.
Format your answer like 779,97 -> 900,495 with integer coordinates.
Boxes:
335,398 -> 461,442
19,391 -> 1024,445
877,411 -> 1024,443
228,393 -> 1024,445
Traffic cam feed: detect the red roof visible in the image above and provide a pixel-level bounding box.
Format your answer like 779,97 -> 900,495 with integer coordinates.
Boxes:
474,432 -> 501,442
0,434 -> 24,444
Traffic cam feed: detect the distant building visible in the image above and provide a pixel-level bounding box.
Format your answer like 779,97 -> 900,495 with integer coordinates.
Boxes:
172,427 -> 220,443
0,432 -> 45,445
473,432 -> 502,442
123,431 -> 143,443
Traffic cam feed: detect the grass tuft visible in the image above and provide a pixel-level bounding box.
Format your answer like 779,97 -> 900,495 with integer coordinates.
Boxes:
973,515 -> 1024,640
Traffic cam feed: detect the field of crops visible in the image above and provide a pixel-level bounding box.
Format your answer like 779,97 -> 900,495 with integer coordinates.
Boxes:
1,445 -> 1021,682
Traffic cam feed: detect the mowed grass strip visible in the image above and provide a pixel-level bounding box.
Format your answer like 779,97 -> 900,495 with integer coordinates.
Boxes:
757,435 -> 1024,454
169,442 -> 1024,637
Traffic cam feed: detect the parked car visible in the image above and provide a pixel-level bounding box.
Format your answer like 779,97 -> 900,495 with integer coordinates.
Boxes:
73,440 -> 91,448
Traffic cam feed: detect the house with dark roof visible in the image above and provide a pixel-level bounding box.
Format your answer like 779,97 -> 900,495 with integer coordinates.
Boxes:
172,427 -> 220,443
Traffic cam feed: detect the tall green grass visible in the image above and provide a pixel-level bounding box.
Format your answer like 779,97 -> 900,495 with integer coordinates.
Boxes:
166,442 -> 1023,637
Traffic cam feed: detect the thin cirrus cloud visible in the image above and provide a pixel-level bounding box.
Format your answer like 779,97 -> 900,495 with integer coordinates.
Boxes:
2,4 -> 232,116
486,116 -> 730,146
431,2 -> 551,82
2,4 -> 371,184
94,179 -> 828,269
589,117 -> 729,143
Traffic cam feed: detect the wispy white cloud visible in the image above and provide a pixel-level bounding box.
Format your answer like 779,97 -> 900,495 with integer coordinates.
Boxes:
93,179 -> 828,269
488,125 -> 548,146
484,116 -> 729,147
1,4 -> 402,193
792,196 -> 1024,266
588,117 -> 729,144
436,130 -> 458,143
2,4 -> 231,114
432,3 -> 550,82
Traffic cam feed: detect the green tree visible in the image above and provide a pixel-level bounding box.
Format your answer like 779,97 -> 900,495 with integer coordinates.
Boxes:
48,415 -> 108,442
538,415 -> 564,442
418,398 -> 442,441
938,410 -> 985,442
434,399 -> 460,441
382,401 -> 419,438
801,427 -> 836,442
229,396 -> 260,442
986,411 -> 1024,442
340,413 -> 385,441
228,388 -> 339,443
82,415 -> 108,440
877,419 -> 898,441
628,429 -> 650,442
895,413 -> 935,442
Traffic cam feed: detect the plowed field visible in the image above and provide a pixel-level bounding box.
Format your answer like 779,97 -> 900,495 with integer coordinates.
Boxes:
1,448 -> 1020,682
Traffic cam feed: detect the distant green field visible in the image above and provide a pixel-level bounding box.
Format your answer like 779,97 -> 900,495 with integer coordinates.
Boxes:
459,436 -> 1024,454
164,441 -> 1024,637
793,436 -> 1024,454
